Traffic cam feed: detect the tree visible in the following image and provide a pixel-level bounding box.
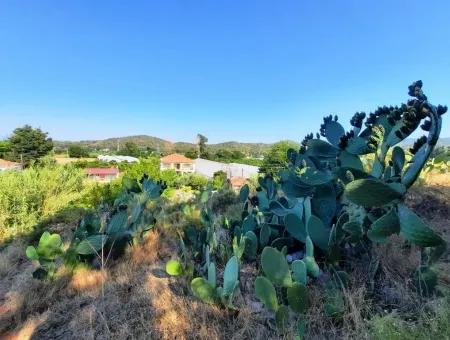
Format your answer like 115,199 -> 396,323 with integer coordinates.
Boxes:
119,142 -> 140,157
213,170 -> 228,190
215,149 -> 233,161
197,134 -> 208,158
184,149 -> 198,159
260,141 -> 298,175
8,125 -> 53,166
68,145 -> 90,158
0,140 -> 11,159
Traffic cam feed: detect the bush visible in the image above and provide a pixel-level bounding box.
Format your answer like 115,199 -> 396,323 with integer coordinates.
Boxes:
175,173 -> 208,190
68,145 -> 90,158
0,165 -> 85,241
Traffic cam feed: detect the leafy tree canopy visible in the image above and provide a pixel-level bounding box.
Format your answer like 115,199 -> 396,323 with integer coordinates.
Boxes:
68,145 -> 90,158
8,125 -> 53,166
197,133 -> 208,158
260,140 -> 298,175
0,140 -> 11,159
118,142 -> 141,158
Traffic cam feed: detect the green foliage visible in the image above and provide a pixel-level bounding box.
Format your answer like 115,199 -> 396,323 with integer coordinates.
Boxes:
0,140 -> 11,158
261,246 -> 292,287
255,276 -> 278,311
287,282 -> 308,313
212,170 -> 227,190
27,176 -> 164,278
124,82 -> 447,333
68,145 -> 90,158
118,141 -> 141,157
26,231 -> 64,279
191,277 -> 217,304
371,298 -> 450,340
260,140 -> 299,175
8,125 -> 53,166
0,165 -> 85,241
197,133 -> 209,158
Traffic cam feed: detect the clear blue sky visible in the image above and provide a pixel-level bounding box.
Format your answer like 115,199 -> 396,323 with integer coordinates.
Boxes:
1,1 -> 449,143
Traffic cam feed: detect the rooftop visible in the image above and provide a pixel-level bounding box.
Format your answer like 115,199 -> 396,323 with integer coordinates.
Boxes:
86,167 -> 120,175
160,153 -> 194,164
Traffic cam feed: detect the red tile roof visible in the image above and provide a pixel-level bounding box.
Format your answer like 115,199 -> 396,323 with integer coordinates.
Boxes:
160,153 -> 194,164
0,159 -> 21,167
86,167 -> 120,175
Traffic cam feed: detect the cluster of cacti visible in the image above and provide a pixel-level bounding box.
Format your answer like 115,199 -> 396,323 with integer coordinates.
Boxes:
70,176 -> 163,258
27,176 -> 164,277
234,81 -> 447,327
190,255 -> 239,307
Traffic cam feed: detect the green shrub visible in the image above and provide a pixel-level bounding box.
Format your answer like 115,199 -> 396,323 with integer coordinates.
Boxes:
0,165 -> 85,241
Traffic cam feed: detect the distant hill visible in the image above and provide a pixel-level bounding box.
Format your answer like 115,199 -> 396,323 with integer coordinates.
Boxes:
53,135 -> 292,157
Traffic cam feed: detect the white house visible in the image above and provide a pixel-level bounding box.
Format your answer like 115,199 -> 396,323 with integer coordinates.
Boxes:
160,154 -> 195,174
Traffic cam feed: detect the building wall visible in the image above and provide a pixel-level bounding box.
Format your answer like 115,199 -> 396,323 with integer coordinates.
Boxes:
160,162 -> 195,173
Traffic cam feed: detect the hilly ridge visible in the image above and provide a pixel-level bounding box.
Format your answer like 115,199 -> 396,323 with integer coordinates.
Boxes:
54,135 -> 282,156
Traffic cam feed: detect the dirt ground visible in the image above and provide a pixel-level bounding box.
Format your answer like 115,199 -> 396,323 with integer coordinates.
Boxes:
0,182 -> 448,340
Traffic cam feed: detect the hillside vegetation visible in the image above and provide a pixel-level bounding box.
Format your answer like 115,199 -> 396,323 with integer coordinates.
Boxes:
54,135 -> 292,158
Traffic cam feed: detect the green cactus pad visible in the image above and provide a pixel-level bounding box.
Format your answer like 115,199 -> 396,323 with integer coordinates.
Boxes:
261,247 -> 292,287
244,231 -> 258,258
345,178 -> 402,207
254,276 -> 278,311
323,120 -> 345,146
259,223 -> 271,247
285,213 -> 307,243
35,232 -> 64,260
223,256 -> 239,296
291,260 -> 307,285
165,259 -> 183,276
269,200 -> 290,217
367,209 -> 400,243
275,305 -> 289,330
239,184 -> 249,202
232,235 -> 245,260
304,256 -> 320,278
106,211 -> 129,234
297,167 -> 333,186
191,277 -> 217,304
208,262 -> 216,288
398,204 -> 444,247
25,246 -> 39,261
339,151 -> 364,171
287,282 -> 308,313
76,235 -> 107,255
305,139 -> 339,158
342,221 -> 363,243
307,215 -> 330,251
391,146 -> 405,174
242,215 -> 256,233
